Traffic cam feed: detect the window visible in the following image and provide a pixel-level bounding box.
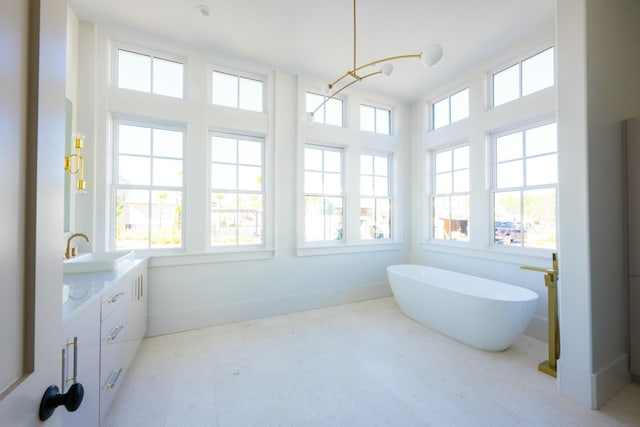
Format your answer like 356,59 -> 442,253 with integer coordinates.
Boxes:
304,145 -> 344,241
116,49 -> 184,98
493,47 -> 554,107
210,134 -> 264,246
360,154 -> 391,239
432,145 -> 470,241
360,105 -> 391,135
432,88 -> 469,130
306,92 -> 344,127
493,122 -> 557,248
114,122 -> 184,250
211,71 -> 264,112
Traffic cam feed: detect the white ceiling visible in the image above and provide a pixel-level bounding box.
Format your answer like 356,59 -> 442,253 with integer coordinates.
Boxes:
68,0 -> 556,103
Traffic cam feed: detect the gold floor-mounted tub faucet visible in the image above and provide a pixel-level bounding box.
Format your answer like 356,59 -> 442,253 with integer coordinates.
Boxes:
64,233 -> 90,259
521,253 -> 560,377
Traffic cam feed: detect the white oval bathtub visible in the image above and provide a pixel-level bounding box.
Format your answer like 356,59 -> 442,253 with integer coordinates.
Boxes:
386,264 -> 538,352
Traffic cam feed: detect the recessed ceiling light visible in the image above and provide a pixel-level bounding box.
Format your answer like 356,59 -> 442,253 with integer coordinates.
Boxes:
198,5 -> 211,17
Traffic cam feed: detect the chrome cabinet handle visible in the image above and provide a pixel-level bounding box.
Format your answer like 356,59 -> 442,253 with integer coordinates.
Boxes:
106,325 -> 124,342
106,368 -> 123,390
108,292 -> 125,304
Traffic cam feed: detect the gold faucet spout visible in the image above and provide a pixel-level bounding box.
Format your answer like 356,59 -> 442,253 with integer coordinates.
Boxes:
65,233 -> 91,259
520,265 -> 554,274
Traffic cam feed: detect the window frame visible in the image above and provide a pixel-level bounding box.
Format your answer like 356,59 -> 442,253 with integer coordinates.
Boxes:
112,43 -> 186,99
305,92 -> 345,127
429,142 -> 470,243
491,46 -> 555,108
210,66 -> 266,113
208,131 -> 266,250
431,87 -> 470,130
490,120 -> 558,250
359,151 -> 393,241
360,104 -> 392,135
302,142 -> 346,245
110,118 -> 186,253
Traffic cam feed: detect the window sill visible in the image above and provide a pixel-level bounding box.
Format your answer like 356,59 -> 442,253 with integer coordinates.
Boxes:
148,248 -> 275,268
419,240 -> 555,265
297,242 -> 403,257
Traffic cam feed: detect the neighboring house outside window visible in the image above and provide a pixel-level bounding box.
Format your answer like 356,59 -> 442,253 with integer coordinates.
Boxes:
304,144 -> 344,241
113,121 -> 184,250
431,144 -> 470,241
210,133 -> 265,246
360,153 -> 392,239
493,122 -> 557,248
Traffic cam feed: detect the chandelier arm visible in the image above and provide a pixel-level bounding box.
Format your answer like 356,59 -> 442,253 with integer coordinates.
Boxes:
353,0 -> 357,71
311,70 -> 382,115
353,53 -> 422,73
328,71 -> 355,91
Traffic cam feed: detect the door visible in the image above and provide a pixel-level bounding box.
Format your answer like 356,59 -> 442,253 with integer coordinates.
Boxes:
0,0 -> 67,425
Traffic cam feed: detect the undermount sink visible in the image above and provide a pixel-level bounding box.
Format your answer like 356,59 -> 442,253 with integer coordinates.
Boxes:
63,251 -> 135,274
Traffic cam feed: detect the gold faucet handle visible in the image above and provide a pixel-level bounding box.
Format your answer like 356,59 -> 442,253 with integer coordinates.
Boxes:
71,247 -> 77,257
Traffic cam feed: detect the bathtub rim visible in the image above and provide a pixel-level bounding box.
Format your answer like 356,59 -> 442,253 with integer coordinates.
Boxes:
386,264 -> 539,303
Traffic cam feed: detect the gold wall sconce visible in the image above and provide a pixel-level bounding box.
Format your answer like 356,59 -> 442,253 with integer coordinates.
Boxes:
64,133 -> 86,192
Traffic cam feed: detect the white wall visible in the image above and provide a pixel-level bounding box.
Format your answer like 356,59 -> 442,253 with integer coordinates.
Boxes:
409,30 -> 557,342
73,24 -> 412,337
557,0 -> 640,409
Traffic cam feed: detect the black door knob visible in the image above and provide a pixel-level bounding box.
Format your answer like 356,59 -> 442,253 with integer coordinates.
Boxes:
38,382 -> 84,421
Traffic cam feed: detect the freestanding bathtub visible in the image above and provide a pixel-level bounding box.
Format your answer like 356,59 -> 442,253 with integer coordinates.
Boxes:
386,264 -> 538,352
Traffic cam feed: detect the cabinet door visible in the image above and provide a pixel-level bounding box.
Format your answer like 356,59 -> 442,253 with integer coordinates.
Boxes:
62,298 -> 101,427
129,261 -> 148,342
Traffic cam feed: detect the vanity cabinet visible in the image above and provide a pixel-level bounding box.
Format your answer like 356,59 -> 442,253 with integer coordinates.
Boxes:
62,259 -> 147,426
99,261 -> 147,420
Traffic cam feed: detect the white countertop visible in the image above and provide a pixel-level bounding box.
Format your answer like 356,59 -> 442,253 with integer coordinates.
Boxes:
62,259 -> 145,321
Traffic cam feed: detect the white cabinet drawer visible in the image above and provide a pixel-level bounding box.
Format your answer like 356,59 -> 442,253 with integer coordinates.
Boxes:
101,279 -> 128,322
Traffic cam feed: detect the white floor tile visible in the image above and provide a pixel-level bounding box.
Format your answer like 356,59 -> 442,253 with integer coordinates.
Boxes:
103,297 -> 640,427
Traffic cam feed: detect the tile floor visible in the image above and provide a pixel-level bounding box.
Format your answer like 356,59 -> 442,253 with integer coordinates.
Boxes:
103,297 -> 640,427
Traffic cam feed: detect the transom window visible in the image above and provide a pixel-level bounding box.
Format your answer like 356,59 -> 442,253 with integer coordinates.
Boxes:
211,70 -> 264,112
210,134 -> 265,246
113,122 -> 184,250
493,122 -> 557,248
116,48 -> 184,98
304,145 -> 344,241
493,47 -> 554,107
305,93 -> 344,127
360,154 -> 392,239
432,145 -> 470,241
432,88 -> 469,130
360,105 -> 391,135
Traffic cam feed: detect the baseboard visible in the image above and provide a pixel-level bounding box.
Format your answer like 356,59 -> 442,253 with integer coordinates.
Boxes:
591,353 -> 631,409
557,358 -> 592,408
146,282 -> 392,337
524,314 -> 547,343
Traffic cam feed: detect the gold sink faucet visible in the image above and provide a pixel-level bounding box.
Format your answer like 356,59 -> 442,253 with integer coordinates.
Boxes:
65,233 -> 91,259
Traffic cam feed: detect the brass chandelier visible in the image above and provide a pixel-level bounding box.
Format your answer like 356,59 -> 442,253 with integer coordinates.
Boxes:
302,0 -> 443,124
